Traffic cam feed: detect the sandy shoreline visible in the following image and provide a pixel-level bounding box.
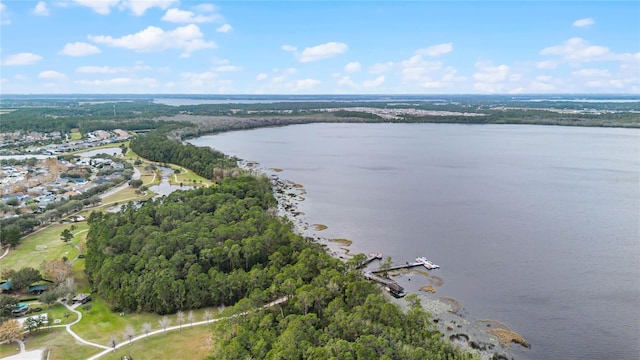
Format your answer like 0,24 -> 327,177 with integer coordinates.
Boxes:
240,160 -> 527,359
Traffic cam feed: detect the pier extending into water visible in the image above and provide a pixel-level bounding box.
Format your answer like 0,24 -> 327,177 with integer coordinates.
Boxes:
360,254 -> 440,298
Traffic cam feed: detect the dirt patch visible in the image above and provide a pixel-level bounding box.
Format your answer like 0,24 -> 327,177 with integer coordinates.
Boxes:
488,328 -> 530,349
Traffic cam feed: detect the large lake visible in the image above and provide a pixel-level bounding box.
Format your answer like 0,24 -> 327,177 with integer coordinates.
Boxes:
190,123 -> 640,359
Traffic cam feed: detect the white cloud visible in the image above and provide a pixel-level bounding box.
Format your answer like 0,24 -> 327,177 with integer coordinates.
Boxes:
344,61 -> 361,72
401,55 -> 442,82
256,73 -> 268,81
193,3 -> 216,13
75,77 -> 158,90
77,66 -> 122,73
214,65 -> 241,72
281,44 -> 297,52
573,18 -> 594,28
14,74 -> 27,80
39,70 -> 66,80
293,78 -> 321,89
34,2 -> 49,16
72,0 -> 119,15
89,24 -> 216,58
540,37 -> 611,63
179,71 -> 235,93
529,75 -> 557,92
75,65 -> 151,74
59,42 -> 101,56
1,52 -> 43,66
271,76 -> 286,84
473,61 -> 509,83
416,43 -> 453,57
72,0 -> 175,16
216,24 -> 232,33
122,0 -> 176,16
572,68 -> 610,78
473,61 -> 520,93
363,75 -> 385,88
162,8 -> 221,23
1,3 -> 10,25
337,75 -> 357,87
536,60 -> 558,69
297,42 -> 348,62
369,62 -> 393,74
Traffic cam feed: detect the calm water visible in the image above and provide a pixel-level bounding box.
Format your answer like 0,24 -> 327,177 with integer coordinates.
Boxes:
190,123 -> 640,359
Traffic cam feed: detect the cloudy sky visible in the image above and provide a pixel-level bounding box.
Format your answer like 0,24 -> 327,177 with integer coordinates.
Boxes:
0,1 -> 638,94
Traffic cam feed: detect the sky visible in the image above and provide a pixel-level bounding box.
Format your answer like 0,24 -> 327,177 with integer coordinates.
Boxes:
0,0 -> 638,94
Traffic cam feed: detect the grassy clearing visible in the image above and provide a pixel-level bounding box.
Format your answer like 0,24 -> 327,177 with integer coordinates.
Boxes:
100,187 -> 144,204
1,223 -> 84,270
98,325 -> 214,360
24,328 -> 98,360
70,131 -> 83,140
72,297 -> 223,346
66,143 -> 125,156
0,342 -> 20,358
170,166 -> 212,187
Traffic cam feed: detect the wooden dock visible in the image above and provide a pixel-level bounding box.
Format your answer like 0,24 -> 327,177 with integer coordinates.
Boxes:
371,261 -> 424,274
356,252 -> 383,269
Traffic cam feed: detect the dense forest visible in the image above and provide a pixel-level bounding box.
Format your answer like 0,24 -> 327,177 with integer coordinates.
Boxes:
129,129 -> 236,178
85,175 -> 473,359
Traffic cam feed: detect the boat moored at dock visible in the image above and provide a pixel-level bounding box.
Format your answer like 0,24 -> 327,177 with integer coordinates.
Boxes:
415,257 -> 440,270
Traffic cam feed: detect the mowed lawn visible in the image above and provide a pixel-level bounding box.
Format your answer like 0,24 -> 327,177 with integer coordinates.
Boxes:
1,222 -> 88,270
96,325 -> 214,360
27,328 -> 98,360
72,296 -> 224,346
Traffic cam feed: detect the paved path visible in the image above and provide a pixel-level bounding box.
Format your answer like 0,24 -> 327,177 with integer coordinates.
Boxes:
85,296 -> 288,360
0,245 -> 9,260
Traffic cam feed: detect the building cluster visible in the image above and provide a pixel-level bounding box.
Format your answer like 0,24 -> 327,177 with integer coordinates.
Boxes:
0,129 -> 131,155
319,107 -> 486,120
1,153 -> 126,216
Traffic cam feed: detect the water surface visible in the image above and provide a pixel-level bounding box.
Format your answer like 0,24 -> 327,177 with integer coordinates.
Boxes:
190,123 -> 640,359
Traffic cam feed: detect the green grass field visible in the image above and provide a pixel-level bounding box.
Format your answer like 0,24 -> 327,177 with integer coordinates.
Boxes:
1,223 -> 87,270
27,328 -> 98,360
71,297 -> 223,346
97,325 -> 214,360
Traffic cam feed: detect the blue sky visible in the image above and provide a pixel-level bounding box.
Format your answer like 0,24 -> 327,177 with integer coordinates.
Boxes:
0,1 -> 638,94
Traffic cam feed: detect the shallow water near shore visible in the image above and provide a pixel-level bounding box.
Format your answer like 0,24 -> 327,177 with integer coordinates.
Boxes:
190,123 -> 640,359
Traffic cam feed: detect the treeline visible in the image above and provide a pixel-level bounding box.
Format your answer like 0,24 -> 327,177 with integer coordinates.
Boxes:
209,289 -> 472,360
129,130 -> 236,179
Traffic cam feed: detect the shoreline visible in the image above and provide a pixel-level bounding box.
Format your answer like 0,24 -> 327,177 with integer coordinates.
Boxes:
240,160 -> 525,359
